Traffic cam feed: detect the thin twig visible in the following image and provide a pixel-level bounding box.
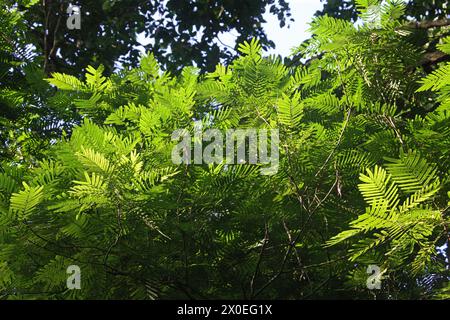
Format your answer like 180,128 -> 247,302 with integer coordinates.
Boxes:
249,222 -> 269,299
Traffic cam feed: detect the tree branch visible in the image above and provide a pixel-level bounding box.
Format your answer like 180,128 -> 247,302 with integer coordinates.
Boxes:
409,18 -> 450,29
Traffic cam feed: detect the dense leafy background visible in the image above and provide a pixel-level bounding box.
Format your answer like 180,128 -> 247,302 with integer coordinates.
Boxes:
1,0 -> 450,299
7,0 -> 291,75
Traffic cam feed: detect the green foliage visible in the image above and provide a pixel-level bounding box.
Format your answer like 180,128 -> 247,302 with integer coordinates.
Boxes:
9,0 -> 292,74
327,151 -> 442,274
0,1 -> 450,300
417,37 -> 450,111
10,183 -> 44,220
318,0 -> 450,22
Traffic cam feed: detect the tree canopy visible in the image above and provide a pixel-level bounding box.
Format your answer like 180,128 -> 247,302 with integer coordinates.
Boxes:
1,0 -> 450,300
318,0 -> 450,21
6,0 -> 292,75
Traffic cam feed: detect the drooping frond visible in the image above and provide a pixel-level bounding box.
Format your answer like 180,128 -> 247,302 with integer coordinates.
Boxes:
10,182 -> 43,219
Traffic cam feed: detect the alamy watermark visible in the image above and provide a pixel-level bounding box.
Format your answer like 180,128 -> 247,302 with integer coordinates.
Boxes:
171,121 -> 279,175
66,265 -> 81,290
366,265 -> 383,290
66,4 -> 81,30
